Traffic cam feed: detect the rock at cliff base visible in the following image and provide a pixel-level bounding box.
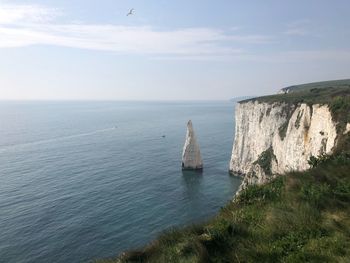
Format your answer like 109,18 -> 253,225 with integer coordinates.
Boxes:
182,120 -> 203,170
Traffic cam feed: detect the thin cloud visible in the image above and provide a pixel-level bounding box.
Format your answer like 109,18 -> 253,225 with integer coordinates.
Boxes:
236,50 -> 350,63
0,4 -> 59,24
284,19 -> 311,36
281,50 -> 350,61
284,28 -> 308,36
0,4 -> 272,58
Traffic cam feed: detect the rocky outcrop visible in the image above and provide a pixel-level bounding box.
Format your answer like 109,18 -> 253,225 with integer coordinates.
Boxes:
229,101 -> 338,190
182,120 -> 203,170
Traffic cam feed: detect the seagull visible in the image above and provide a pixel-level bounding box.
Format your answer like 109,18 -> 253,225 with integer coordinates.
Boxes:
127,8 -> 134,16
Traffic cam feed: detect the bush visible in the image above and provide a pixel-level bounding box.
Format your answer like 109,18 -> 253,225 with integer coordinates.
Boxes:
330,96 -> 350,113
308,152 -> 350,168
238,177 -> 284,204
254,146 -> 277,175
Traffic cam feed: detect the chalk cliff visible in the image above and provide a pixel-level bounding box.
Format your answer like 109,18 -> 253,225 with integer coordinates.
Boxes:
229,101 -> 338,189
182,120 -> 203,170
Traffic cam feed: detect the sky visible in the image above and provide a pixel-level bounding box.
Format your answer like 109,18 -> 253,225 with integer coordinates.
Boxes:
0,0 -> 350,100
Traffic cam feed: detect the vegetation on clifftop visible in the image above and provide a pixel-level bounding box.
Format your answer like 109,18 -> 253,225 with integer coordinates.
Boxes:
240,80 -> 350,107
281,79 -> 350,94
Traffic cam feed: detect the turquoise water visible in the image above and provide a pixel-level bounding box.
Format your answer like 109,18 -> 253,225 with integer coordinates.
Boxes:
0,101 -> 241,263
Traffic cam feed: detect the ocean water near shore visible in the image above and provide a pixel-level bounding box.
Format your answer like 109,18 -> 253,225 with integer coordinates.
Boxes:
0,101 -> 241,263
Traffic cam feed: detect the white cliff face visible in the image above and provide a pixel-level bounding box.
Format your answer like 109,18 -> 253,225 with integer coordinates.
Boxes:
273,104 -> 337,173
182,120 -> 203,170
230,101 -> 337,187
230,101 -> 290,176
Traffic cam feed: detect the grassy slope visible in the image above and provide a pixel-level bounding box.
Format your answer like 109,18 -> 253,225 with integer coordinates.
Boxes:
282,79 -> 350,93
240,84 -> 350,106
98,82 -> 350,263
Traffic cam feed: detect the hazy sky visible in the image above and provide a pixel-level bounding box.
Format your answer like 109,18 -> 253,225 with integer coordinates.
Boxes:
1,0 -> 350,100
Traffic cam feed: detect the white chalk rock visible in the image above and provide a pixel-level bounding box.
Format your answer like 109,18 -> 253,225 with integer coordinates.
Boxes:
182,120 -> 203,170
229,101 -> 338,185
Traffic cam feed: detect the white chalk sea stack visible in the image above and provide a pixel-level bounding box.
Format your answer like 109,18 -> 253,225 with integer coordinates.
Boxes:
182,120 -> 203,170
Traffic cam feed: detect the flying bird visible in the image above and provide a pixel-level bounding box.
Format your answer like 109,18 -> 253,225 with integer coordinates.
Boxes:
127,8 -> 134,16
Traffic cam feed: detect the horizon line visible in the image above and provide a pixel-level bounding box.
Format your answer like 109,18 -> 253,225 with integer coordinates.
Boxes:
0,98 -> 242,102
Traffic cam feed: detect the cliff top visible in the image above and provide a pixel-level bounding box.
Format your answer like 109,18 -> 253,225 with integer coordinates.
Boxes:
241,79 -> 350,105
281,79 -> 350,94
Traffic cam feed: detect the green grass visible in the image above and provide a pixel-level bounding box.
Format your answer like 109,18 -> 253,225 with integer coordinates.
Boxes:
282,79 -> 350,92
98,154 -> 350,263
240,78 -> 350,108
281,79 -> 350,93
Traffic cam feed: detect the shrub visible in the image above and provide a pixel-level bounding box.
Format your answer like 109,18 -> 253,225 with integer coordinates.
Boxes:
330,96 -> 350,113
238,177 -> 284,204
254,146 -> 277,175
308,153 -> 350,168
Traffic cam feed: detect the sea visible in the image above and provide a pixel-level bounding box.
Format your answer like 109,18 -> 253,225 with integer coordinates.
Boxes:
0,101 -> 241,263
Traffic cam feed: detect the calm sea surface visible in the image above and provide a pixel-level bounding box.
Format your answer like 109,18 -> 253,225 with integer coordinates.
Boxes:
0,101 -> 241,263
